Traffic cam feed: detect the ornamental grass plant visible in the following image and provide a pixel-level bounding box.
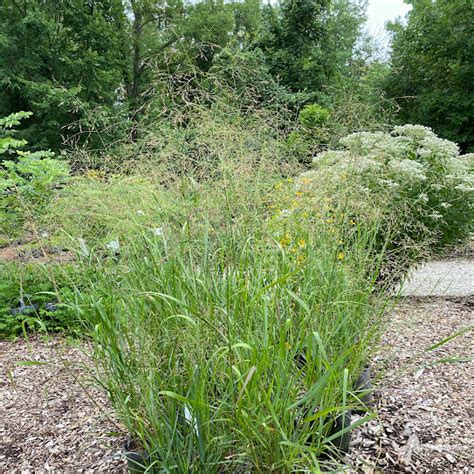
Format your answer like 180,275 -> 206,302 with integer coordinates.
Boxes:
73,160 -> 389,471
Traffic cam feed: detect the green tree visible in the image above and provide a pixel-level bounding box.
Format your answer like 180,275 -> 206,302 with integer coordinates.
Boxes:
0,0 -> 129,151
256,0 -> 331,92
256,0 -> 366,95
386,0 -> 474,151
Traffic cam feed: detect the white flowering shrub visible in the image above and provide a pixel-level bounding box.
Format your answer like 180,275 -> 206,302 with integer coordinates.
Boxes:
308,125 -> 473,263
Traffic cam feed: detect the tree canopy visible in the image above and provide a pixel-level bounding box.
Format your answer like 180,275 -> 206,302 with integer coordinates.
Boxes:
0,0 -> 471,151
386,0 -> 474,151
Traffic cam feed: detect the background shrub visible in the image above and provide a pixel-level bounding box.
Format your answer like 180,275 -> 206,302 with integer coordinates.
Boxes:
305,125 -> 473,274
299,104 -> 330,130
0,112 -> 69,242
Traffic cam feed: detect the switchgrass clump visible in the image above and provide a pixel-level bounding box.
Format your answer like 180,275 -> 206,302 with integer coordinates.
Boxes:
73,174 -> 388,471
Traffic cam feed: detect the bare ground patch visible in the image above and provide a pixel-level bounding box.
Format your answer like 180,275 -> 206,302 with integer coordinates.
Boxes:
0,243 -> 75,264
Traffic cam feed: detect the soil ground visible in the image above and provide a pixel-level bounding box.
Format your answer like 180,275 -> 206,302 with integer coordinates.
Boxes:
0,339 -> 127,472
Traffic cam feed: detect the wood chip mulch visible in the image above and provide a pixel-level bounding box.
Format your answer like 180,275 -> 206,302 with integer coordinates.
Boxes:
1,298 -> 473,472
0,338 -> 127,473
349,298 -> 474,473
0,243 -> 75,263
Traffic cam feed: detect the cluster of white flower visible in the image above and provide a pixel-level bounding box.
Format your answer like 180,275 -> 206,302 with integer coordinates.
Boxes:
418,135 -> 459,161
455,183 -> 474,193
312,150 -> 348,166
343,156 -> 382,173
340,131 -> 413,162
308,125 -> 473,248
392,124 -> 433,141
388,158 -> 427,182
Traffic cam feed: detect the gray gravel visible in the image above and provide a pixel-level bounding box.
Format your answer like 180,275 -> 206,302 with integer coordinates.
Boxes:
399,258 -> 474,297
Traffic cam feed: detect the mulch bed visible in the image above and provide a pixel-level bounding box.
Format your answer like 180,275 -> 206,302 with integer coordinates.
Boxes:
349,298 -> 474,472
1,298 -> 473,472
0,338 -> 127,472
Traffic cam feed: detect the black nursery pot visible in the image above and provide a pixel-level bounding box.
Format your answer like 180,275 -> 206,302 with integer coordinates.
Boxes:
355,367 -> 373,407
328,410 -> 352,453
124,440 -> 150,473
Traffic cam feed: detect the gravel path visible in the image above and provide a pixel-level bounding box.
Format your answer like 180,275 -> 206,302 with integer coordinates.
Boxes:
400,258 -> 474,297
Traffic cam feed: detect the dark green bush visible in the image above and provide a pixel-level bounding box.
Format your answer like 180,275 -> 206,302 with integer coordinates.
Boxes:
0,262 -> 80,338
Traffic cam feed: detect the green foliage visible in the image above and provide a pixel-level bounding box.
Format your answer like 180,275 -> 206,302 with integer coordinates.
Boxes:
256,0 -> 366,93
0,261 -> 79,338
0,1 -> 277,148
183,0 -> 235,71
210,46 -> 291,112
299,104 -> 331,129
285,130 -> 313,163
0,1 -> 385,153
0,112 -> 69,240
257,0 -> 330,92
0,111 -> 31,156
285,88 -> 395,164
0,0 -> 129,150
386,0 -> 474,151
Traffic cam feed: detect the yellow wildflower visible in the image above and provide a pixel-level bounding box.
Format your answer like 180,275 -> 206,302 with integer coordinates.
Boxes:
298,239 -> 306,248
337,252 -> 345,261
280,234 -> 291,247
